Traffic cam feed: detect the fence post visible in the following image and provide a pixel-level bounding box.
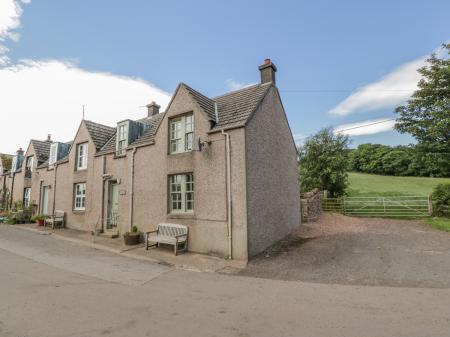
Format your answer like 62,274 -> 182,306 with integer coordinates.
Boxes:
383,197 -> 386,215
342,197 -> 346,215
428,195 -> 433,216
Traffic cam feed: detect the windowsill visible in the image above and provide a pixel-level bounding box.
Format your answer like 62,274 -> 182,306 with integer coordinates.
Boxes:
169,151 -> 193,156
72,209 -> 86,214
167,212 -> 195,219
114,153 -> 127,159
76,168 -> 87,172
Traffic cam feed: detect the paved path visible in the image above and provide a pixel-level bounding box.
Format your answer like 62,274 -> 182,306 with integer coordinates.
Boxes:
1,224 -> 450,337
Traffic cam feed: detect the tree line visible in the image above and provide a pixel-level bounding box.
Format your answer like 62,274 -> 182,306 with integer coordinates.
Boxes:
348,144 -> 449,177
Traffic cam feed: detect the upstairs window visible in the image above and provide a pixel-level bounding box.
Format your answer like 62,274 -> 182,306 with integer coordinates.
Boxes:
25,156 -> 34,178
76,143 -> 88,170
116,123 -> 128,156
169,173 -> 194,213
169,114 -> 194,154
74,183 -> 86,210
49,143 -> 58,165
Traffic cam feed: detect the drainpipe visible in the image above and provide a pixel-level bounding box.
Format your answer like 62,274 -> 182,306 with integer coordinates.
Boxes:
52,163 -> 58,214
221,130 -> 233,259
129,148 -> 137,231
100,156 -> 107,232
9,172 -> 15,210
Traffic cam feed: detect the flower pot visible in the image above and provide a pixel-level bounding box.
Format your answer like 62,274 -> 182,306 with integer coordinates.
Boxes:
37,219 -> 45,226
123,233 -> 140,245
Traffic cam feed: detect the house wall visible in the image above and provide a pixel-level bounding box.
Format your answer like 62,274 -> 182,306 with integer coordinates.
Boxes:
245,87 -> 301,257
93,85 -> 249,260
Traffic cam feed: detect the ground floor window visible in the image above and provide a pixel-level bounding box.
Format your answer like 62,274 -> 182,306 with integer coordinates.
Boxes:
169,173 -> 194,213
23,188 -> 31,208
74,183 -> 86,211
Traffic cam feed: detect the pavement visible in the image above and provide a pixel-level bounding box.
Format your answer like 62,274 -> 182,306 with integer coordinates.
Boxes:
1,224 -> 450,337
239,213 -> 450,288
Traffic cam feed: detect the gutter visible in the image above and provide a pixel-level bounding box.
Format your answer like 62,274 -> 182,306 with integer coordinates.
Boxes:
129,147 -> 137,231
221,129 -> 233,259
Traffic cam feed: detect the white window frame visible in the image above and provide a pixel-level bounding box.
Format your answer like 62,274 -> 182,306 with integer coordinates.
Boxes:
74,183 -> 86,211
169,173 -> 194,213
76,143 -> 88,170
116,123 -> 128,155
26,156 -> 34,172
24,188 -> 31,208
49,143 -> 58,165
169,114 -> 194,154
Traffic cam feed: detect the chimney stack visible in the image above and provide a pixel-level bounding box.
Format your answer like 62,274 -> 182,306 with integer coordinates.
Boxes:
146,101 -> 160,117
16,148 -> 24,156
46,134 -> 52,142
259,58 -> 277,85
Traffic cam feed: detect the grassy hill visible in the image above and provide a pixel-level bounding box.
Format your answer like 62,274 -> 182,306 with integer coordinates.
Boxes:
347,172 -> 450,196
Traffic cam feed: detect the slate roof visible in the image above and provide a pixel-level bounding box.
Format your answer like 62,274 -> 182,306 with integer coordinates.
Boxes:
30,140 -> 52,163
94,81 -> 272,155
0,154 -> 13,170
96,112 -> 166,155
84,120 -> 116,151
182,82 -> 272,132
129,112 -> 166,148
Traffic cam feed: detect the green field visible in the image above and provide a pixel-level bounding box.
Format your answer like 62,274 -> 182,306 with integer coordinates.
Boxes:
347,172 -> 450,197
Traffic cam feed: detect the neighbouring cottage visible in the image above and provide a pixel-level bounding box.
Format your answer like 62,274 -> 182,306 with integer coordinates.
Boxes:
3,59 -> 300,260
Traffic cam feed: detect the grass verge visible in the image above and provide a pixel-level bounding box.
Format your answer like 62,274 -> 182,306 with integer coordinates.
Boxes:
424,218 -> 450,232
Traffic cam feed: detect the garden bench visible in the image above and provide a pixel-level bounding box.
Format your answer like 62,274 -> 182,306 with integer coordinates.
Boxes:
145,223 -> 188,256
44,210 -> 65,229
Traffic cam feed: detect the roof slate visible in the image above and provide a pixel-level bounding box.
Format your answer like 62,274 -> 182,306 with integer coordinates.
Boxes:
181,82 -> 272,132
84,120 -> 116,151
30,140 -> 52,163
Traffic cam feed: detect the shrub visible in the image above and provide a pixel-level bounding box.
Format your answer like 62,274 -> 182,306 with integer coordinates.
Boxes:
431,183 -> 450,217
131,225 -> 139,233
30,214 -> 46,222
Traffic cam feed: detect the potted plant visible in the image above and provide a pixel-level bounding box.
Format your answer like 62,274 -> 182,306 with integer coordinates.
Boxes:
123,225 -> 140,245
31,214 -> 46,226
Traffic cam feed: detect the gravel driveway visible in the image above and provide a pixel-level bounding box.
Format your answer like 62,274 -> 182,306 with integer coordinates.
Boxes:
239,213 -> 450,288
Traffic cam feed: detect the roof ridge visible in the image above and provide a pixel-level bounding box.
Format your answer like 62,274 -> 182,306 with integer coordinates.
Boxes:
84,119 -> 115,130
213,82 -> 268,99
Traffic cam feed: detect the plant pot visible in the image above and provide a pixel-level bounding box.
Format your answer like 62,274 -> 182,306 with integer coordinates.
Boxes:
37,219 -> 45,226
123,233 -> 140,245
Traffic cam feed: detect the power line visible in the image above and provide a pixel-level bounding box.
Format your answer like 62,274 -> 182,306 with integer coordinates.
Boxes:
296,118 -> 397,140
335,118 -> 396,132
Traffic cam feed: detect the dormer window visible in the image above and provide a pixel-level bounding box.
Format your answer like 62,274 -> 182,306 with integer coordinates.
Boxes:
49,143 -> 58,166
116,122 -> 128,156
170,113 -> 194,154
25,156 -> 34,178
76,143 -> 88,170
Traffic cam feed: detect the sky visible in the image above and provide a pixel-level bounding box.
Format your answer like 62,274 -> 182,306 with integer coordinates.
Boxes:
0,0 -> 449,154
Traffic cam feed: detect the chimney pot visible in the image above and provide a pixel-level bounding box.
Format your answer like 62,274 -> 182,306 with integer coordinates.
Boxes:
146,101 -> 161,117
259,58 -> 277,85
47,134 -> 52,142
17,148 -> 24,156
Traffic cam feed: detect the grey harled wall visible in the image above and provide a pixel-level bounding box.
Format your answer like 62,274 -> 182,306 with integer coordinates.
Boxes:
245,86 -> 301,257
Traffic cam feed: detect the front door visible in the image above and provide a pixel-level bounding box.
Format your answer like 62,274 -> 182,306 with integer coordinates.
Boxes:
107,183 -> 119,229
41,186 -> 49,215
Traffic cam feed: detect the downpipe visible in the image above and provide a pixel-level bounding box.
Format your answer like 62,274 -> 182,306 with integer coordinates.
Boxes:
129,148 -> 137,231
222,130 -> 233,259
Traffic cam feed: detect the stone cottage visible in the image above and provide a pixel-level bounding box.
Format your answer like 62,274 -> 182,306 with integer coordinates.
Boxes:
3,59 -> 300,260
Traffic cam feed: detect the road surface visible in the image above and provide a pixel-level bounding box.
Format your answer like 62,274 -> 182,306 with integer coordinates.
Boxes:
1,225 -> 450,337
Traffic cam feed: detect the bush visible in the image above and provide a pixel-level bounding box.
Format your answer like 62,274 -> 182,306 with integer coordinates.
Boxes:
30,214 -> 46,222
431,183 -> 450,217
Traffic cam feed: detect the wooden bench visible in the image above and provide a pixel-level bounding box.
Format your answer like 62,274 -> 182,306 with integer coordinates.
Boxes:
145,223 -> 188,256
44,210 -> 65,229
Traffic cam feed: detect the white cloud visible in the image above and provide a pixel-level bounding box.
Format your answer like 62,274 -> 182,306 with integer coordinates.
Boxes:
334,118 -> 396,136
0,0 -> 172,154
0,0 -> 30,64
329,56 -> 427,116
225,79 -> 257,91
0,59 -> 172,154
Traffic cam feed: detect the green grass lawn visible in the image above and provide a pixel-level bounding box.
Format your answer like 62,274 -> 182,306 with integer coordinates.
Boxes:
424,218 -> 450,232
347,172 -> 450,197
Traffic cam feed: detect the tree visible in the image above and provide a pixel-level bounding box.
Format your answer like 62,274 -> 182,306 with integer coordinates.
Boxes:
298,128 -> 349,197
395,43 -> 450,155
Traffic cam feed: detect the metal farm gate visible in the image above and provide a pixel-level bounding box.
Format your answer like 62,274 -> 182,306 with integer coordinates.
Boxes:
322,196 -> 432,218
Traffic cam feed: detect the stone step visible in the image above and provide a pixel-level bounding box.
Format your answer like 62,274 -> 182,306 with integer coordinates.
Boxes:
101,230 -> 120,239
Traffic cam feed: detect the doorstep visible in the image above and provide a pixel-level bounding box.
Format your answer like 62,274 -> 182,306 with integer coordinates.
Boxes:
12,223 -> 247,273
